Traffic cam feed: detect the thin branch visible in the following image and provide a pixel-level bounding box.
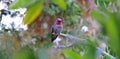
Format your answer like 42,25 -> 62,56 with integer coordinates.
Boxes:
96,47 -> 116,59
53,43 -> 73,49
60,33 -> 85,41
55,33 -> 117,59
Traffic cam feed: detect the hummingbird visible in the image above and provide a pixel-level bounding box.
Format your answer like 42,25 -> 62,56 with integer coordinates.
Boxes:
51,18 -> 63,42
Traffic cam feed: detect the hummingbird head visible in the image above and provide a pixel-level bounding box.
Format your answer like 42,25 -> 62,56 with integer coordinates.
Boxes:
56,18 -> 62,22
55,18 -> 62,25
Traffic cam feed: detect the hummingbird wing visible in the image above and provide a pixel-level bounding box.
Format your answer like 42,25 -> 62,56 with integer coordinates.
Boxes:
51,25 -> 62,41
52,25 -> 62,35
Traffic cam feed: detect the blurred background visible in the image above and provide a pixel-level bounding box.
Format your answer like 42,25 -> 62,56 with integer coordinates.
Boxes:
0,0 -> 120,59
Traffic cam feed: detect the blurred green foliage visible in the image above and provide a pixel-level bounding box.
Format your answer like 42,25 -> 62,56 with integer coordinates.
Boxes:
9,0 -> 37,9
23,1 -> 43,24
52,0 -> 67,10
63,48 -> 81,59
0,0 -> 120,59
90,6 -> 120,59
12,46 -> 35,59
103,55 -> 111,59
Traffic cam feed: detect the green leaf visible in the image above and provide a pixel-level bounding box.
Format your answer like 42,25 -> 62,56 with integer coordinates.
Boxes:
12,47 -> 34,59
90,10 -> 108,25
52,0 -> 67,10
99,1 -> 107,10
9,0 -> 37,9
24,2 -> 43,25
63,48 -> 81,59
83,46 -> 96,59
83,36 -> 96,59
99,0 -> 111,2
106,13 -> 120,58
35,48 -> 49,59
103,55 -> 111,59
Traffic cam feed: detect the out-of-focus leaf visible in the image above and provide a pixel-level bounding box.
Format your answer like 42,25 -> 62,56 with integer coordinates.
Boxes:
95,0 -> 110,4
9,0 -> 37,9
99,1 -> 106,10
82,36 -> 96,59
52,0 -> 67,10
34,47 -> 49,59
63,48 -> 81,59
12,47 -> 34,59
90,10 -> 108,34
90,10 -> 108,25
24,2 -> 43,25
83,46 -> 96,59
106,13 -> 120,58
111,0 -> 117,2
91,10 -> 120,58
111,13 -> 120,36
98,0 -> 111,2
103,55 -> 111,59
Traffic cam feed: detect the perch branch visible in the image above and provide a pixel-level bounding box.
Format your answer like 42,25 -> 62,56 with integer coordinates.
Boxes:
54,33 -> 116,59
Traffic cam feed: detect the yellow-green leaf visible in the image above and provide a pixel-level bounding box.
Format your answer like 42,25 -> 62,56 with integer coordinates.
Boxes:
9,0 -> 37,9
24,2 -> 43,25
63,48 -> 81,59
52,0 -> 67,10
105,13 -> 119,57
90,10 -> 108,25
12,47 -> 34,59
